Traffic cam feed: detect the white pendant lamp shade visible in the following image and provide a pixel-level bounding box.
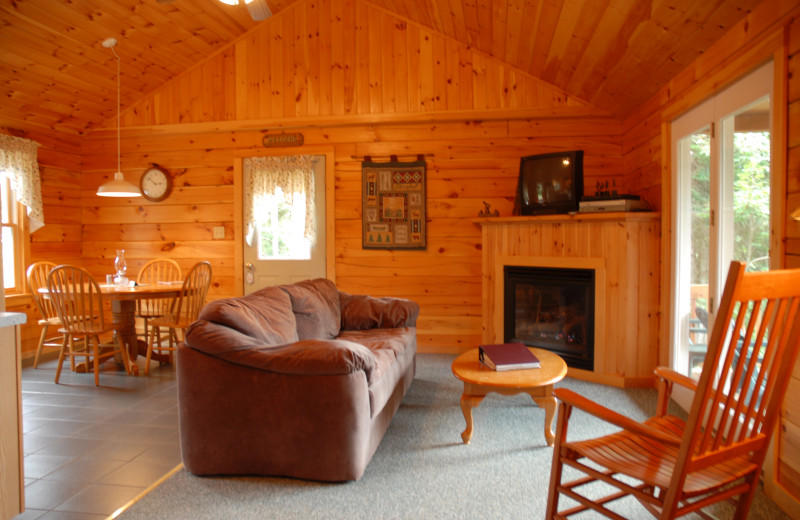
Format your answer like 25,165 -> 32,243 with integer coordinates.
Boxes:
97,171 -> 141,197
97,38 -> 141,198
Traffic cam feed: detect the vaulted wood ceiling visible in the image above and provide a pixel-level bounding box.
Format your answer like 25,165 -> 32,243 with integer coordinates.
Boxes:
0,0 -> 766,135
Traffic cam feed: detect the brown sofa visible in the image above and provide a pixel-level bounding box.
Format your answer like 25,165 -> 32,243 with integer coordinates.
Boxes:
178,278 -> 419,482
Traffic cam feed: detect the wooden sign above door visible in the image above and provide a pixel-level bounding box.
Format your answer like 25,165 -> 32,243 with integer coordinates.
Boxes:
262,132 -> 304,148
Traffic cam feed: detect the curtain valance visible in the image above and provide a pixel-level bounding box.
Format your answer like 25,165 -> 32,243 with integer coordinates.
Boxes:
0,134 -> 44,232
243,155 -> 316,246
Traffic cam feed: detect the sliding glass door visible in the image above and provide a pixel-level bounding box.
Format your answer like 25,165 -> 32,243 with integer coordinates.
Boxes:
670,61 -> 773,388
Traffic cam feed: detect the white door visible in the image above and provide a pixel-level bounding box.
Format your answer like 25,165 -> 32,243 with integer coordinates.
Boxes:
670,61 -> 774,407
243,155 -> 326,293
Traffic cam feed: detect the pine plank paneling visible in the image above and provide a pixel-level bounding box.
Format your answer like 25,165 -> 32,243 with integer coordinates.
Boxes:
3,128 -> 82,360
122,0 -> 596,127
80,107 -> 623,355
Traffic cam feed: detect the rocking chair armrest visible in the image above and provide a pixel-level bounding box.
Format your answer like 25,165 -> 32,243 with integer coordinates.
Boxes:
553,388 -> 682,446
654,366 -> 698,392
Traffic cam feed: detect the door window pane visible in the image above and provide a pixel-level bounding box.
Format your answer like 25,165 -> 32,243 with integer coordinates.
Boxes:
724,99 -> 771,272
0,177 -> 20,291
680,129 -> 711,378
256,186 -> 311,260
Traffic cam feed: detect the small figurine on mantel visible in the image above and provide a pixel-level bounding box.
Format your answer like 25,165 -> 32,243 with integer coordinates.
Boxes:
478,201 -> 499,218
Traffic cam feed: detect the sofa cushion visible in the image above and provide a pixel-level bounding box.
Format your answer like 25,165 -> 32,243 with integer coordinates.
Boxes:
280,278 -> 341,340
338,327 -> 417,417
197,286 -> 299,345
339,292 -> 420,330
185,320 -> 376,380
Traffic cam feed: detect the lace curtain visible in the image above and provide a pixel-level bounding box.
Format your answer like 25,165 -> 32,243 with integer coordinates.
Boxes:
0,134 -> 44,233
243,155 -> 316,246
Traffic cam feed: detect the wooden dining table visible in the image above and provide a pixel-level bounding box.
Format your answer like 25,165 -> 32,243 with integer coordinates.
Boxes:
101,281 -> 184,375
41,281 -> 184,376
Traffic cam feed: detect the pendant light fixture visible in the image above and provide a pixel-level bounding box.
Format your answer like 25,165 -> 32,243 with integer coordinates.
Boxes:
97,38 -> 141,198
217,0 -> 272,21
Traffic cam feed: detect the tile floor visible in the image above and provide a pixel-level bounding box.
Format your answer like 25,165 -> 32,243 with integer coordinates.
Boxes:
14,354 -> 181,520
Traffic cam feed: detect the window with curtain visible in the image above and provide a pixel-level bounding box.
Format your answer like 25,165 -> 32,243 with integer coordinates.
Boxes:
0,134 -> 44,294
243,155 -> 316,260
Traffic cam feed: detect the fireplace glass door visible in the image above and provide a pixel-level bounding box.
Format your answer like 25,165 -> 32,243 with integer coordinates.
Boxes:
504,266 -> 594,370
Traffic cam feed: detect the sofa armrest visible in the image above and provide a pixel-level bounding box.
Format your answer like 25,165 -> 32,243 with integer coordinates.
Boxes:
185,320 -> 376,380
339,292 -> 420,330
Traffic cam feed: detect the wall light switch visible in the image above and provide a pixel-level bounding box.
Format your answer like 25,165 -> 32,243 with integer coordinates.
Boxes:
213,226 -> 225,239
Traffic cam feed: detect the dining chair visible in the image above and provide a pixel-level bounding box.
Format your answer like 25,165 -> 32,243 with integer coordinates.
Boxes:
145,261 -> 212,375
47,265 -> 132,386
27,261 -> 70,368
136,258 -> 182,344
546,261 -> 800,519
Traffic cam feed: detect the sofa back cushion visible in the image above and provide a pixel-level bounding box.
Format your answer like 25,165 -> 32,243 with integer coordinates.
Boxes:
339,293 -> 420,330
279,278 -> 341,340
197,286 -> 299,345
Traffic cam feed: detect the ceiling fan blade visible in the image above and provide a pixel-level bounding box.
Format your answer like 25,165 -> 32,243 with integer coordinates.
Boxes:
246,0 -> 272,21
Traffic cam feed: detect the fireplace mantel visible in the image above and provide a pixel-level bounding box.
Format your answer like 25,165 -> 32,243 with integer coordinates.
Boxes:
477,212 -> 661,387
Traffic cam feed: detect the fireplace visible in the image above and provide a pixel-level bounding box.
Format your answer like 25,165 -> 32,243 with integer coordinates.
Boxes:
479,214 -> 659,386
504,266 -> 595,370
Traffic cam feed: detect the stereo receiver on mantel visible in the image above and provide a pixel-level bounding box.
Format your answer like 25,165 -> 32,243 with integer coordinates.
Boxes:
579,194 -> 650,213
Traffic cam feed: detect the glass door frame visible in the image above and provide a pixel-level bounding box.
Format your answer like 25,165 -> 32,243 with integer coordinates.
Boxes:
669,60 -> 777,396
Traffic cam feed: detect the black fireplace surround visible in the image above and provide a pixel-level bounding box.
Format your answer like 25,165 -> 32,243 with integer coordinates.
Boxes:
504,265 -> 595,371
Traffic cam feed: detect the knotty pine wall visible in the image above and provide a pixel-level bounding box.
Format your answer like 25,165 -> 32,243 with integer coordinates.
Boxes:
73,0 -> 624,356
80,119 -> 622,354
122,0 -> 598,126
1,127 -> 83,360
622,0 -> 800,269
619,1 -> 800,514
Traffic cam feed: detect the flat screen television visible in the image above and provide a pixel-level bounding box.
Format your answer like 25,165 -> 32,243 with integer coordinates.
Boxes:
515,150 -> 583,215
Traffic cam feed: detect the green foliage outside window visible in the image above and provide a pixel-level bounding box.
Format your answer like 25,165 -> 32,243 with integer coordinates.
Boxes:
690,131 -> 771,291
259,199 -> 293,258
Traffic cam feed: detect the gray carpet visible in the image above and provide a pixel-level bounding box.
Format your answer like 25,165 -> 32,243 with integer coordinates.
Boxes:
119,354 -> 789,519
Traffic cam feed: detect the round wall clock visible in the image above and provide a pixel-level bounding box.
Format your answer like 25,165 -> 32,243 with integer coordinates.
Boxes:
139,165 -> 172,202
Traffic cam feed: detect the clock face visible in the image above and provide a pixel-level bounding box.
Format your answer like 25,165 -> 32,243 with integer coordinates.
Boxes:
140,166 -> 172,202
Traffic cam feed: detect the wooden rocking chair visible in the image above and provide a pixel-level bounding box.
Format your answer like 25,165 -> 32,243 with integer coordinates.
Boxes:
546,261 -> 800,519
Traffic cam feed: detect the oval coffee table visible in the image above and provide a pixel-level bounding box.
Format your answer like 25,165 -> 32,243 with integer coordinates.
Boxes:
451,346 -> 567,446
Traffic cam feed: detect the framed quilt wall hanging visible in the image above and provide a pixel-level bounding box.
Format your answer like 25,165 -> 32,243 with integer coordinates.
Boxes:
362,156 -> 426,250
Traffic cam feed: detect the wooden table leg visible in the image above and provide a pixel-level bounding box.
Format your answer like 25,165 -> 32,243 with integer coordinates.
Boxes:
110,300 -> 172,376
111,299 -> 139,375
460,383 -> 486,444
528,385 -> 557,446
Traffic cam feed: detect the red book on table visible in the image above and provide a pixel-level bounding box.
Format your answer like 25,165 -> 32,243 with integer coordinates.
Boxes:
478,342 -> 541,371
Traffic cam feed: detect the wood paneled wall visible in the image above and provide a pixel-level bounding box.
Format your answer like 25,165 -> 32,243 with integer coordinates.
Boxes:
69,0 -> 626,356
622,0 -> 800,267
619,1 -> 800,515
81,117 -> 622,354
121,0 -> 597,127
789,14 -> 800,269
1,127 -> 83,359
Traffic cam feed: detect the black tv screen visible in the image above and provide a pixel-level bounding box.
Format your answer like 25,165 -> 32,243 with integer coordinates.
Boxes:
515,150 -> 583,215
